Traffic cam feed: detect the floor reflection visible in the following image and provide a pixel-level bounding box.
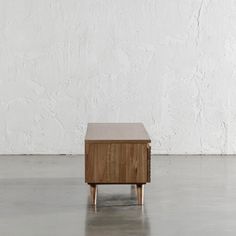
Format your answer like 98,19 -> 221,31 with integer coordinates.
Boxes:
85,186 -> 150,236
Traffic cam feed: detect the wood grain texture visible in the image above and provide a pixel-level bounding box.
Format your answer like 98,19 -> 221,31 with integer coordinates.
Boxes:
147,144 -> 151,182
85,143 -> 148,183
85,123 -> 151,143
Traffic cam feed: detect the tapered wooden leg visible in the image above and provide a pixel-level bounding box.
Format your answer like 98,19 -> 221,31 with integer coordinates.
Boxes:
90,184 -> 97,205
137,184 -> 144,205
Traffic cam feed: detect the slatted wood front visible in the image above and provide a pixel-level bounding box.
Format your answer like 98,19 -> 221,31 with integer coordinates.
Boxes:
85,143 -> 148,183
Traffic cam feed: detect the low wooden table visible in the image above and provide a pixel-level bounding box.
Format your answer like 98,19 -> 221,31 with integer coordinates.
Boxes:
85,123 -> 151,205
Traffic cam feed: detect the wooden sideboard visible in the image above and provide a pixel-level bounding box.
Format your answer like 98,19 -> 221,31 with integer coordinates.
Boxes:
85,123 -> 151,205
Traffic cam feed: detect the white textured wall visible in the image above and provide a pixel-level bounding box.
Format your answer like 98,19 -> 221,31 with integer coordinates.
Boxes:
0,0 -> 236,154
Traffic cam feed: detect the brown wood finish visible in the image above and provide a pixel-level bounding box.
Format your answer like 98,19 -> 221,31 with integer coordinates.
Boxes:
85,123 -> 151,205
147,143 -> 151,182
85,143 -> 148,183
85,123 -> 151,143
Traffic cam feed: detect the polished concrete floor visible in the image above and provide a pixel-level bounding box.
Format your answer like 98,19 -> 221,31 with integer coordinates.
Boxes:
1,155 -> 236,236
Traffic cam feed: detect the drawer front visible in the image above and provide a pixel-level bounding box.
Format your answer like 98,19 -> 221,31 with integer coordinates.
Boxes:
85,143 -> 148,183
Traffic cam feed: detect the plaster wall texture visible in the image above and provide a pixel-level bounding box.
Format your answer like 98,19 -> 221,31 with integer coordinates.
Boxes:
0,0 -> 236,154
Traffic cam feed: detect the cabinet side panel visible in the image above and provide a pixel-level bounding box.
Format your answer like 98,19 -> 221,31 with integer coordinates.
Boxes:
85,143 -> 88,182
86,143 -> 148,183
147,144 -> 151,182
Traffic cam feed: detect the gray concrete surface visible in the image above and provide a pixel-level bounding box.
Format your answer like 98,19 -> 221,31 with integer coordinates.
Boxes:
0,155 -> 236,236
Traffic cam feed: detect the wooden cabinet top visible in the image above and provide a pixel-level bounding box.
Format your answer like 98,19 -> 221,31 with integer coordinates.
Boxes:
85,123 -> 151,143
